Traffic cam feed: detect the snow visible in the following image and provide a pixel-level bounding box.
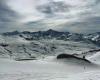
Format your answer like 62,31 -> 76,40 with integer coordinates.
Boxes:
88,52 -> 100,64
0,38 -> 98,59
0,57 -> 100,80
0,35 -> 100,80
52,71 -> 100,80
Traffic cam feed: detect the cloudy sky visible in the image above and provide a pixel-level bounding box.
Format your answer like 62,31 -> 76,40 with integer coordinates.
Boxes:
0,0 -> 100,33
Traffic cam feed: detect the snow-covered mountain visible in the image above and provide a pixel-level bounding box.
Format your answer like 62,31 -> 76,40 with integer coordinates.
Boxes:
2,29 -> 100,44
1,29 -> 100,80
0,29 -> 100,60
84,32 -> 100,45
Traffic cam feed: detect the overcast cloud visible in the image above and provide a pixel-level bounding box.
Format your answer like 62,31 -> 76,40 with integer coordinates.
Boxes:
0,0 -> 100,33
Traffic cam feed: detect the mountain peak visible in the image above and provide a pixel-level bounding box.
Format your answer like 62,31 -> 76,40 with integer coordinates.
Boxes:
47,29 -> 57,32
2,30 -> 20,36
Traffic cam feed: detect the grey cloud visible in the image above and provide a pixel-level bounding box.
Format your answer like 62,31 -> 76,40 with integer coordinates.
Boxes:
0,0 -> 100,33
0,0 -> 20,33
58,16 -> 100,33
36,1 -> 69,17
0,0 -> 19,22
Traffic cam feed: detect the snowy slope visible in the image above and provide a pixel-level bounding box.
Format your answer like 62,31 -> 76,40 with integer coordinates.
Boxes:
88,51 -> 100,64
0,35 -> 99,59
0,30 -> 100,80
0,56 -> 100,80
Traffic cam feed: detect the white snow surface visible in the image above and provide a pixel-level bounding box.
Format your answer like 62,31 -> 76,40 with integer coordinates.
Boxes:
0,57 -> 100,80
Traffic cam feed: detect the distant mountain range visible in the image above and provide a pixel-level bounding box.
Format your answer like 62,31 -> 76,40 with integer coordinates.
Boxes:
0,29 -> 100,59
2,29 -> 100,46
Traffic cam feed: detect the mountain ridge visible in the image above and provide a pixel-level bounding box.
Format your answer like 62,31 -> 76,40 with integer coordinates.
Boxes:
1,29 -> 100,46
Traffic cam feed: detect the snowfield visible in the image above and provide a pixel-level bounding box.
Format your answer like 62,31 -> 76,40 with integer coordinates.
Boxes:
0,34 -> 100,80
0,56 -> 100,80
